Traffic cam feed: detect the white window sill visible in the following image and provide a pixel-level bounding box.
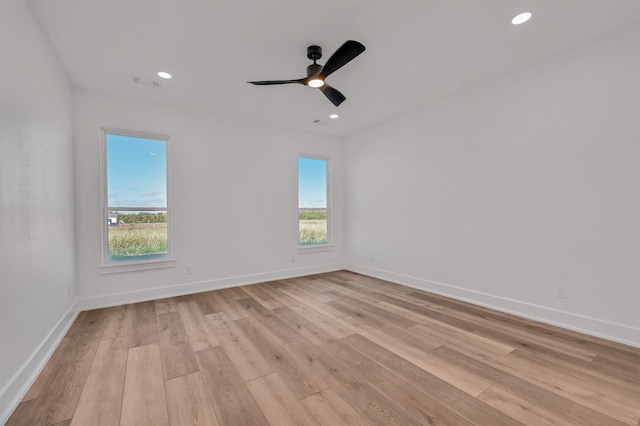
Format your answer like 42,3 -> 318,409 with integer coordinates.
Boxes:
297,244 -> 334,254
99,258 -> 176,274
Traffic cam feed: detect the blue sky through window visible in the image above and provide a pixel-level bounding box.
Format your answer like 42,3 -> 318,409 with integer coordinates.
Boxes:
298,157 -> 327,208
107,134 -> 167,208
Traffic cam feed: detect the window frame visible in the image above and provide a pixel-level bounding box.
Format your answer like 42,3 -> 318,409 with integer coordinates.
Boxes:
297,155 -> 334,253
99,128 -> 175,273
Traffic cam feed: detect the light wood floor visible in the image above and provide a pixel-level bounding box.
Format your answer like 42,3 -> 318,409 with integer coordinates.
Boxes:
8,271 -> 640,425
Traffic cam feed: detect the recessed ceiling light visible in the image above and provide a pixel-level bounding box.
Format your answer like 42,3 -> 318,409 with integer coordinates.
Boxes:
512,12 -> 532,25
329,114 -> 339,119
157,71 -> 172,79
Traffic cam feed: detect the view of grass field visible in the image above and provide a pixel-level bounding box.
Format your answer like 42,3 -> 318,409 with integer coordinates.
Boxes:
107,208 -> 326,259
108,223 -> 167,260
299,208 -> 327,245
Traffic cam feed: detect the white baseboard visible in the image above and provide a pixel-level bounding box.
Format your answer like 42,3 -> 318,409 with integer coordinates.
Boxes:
76,262 -> 346,311
0,262 -> 345,424
346,263 -> 640,348
0,301 -> 79,425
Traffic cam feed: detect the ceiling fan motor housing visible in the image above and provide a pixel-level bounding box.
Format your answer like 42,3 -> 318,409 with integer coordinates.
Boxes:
307,45 -> 322,61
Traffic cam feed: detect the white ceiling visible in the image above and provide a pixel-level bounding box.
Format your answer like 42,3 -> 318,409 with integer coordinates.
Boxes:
29,0 -> 640,137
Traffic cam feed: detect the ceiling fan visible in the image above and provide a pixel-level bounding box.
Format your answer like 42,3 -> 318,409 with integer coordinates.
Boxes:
248,40 -> 366,107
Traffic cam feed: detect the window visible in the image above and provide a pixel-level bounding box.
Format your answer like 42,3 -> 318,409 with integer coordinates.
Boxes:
298,156 -> 331,248
101,129 -> 173,270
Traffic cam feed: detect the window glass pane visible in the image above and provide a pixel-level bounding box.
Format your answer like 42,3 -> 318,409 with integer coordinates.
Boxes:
107,134 -> 167,208
107,211 -> 168,261
105,132 -> 169,263
298,157 -> 327,245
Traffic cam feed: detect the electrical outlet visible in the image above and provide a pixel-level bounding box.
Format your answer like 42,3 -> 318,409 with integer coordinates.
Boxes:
186,265 -> 192,275
557,286 -> 567,299
291,255 -> 296,263
369,254 -> 374,262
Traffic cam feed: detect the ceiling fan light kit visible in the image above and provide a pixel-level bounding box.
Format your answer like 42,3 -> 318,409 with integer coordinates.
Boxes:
248,40 -> 366,107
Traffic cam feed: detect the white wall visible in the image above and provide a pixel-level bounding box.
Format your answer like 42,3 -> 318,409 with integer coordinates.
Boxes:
73,89 -> 345,307
345,25 -> 640,346
0,1 -> 76,419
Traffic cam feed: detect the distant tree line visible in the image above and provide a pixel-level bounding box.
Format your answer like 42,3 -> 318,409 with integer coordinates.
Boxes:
299,209 -> 326,220
118,212 -> 167,224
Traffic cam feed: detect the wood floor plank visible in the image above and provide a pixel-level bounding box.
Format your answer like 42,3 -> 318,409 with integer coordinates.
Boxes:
259,285 -> 303,308
285,337 -> 356,381
341,333 -> 521,425
408,321 -> 515,357
289,335 -> 475,425
6,399 -> 38,426
66,308 -> 110,336
177,300 -> 220,351
319,363 -> 424,426
445,344 -> 640,425
211,289 -> 252,320
472,319 -> 599,364
193,291 -> 224,315
478,385 -> 576,426
513,347 -> 640,395
511,349 -> 640,408
205,311 -> 273,382
389,290 -> 596,368
325,285 -> 381,305
246,373 -> 320,426
503,356 -> 640,425
157,311 -> 199,380
351,359 -> 476,426
407,290 -> 600,362
417,291 -> 635,363
590,353 -> 640,386
21,329 -> 90,402
288,303 -> 355,339
15,334 -> 101,425
224,286 -> 250,300
329,294 -> 416,329
331,302 -> 444,356
165,372 -> 219,426
154,297 -> 179,316
299,275 -> 341,294
344,272 -> 415,297
101,304 -> 133,340
240,284 -> 284,310
70,336 -> 128,426
302,388 -> 370,426
288,277 -> 336,303
336,315 -> 492,397
278,285 -> 346,319
370,291 -> 479,333
236,316 -> 328,399
195,346 -> 270,426
431,345 -> 629,426
377,300 -> 515,355
129,301 -> 159,348
241,297 -> 304,344
120,343 -> 169,426
274,306 -> 365,369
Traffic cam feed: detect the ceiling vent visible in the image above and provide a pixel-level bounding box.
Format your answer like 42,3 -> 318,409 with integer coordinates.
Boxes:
130,75 -> 161,88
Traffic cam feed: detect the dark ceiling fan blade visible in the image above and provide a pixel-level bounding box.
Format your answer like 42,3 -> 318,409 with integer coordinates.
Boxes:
248,79 -> 305,85
319,84 -> 346,107
319,40 -> 365,79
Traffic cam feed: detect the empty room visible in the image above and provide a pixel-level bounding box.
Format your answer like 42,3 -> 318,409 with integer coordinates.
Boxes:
1,0 -> 639,425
